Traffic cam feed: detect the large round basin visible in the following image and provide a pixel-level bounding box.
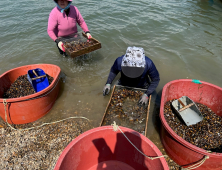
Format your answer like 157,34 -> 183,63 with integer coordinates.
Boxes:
160,79 -> 222,170
0,64 -> 61,124
54,126 -> 169,170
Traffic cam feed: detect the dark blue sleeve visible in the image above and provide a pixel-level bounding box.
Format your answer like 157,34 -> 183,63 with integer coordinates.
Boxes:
106,57 -> 122,84
145,59 -> 160,96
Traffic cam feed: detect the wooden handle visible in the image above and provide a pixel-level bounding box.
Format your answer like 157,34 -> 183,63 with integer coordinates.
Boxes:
33,70 -> 38,77
82,32 -> 87,37
179,103 -> 194,112
178,99 -> 185,108
82,32 -> 98,42
31,75 -> 46,80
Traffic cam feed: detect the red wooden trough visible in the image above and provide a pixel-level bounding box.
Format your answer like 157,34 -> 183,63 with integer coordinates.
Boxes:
160,79 -> 222,170
54,126 -> 169,170
0,64 -> 61,124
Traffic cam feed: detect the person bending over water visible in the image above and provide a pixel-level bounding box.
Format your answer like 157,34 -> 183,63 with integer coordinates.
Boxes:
103,46 -> 160,106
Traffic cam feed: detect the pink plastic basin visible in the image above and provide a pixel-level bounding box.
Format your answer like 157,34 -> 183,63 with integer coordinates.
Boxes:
54,126 -> 169,170
160,79 -> 222,170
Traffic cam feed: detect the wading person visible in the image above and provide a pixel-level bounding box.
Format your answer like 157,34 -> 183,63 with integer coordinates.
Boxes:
103,46 -> 160,106
47,0 -> 91,56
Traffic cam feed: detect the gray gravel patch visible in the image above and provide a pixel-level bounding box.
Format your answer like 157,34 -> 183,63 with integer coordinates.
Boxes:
0,118 -> 93,170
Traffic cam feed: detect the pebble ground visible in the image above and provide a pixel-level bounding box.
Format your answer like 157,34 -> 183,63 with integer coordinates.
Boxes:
0,118 -> 181,170
0,118 -> 92,170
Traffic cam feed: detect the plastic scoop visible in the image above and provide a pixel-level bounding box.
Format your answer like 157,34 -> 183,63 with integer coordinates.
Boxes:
27,68 -> 49,92
171,96 -> 203,126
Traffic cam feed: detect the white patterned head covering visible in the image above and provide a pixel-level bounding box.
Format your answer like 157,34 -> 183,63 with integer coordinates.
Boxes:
121,47 -> 146,78
121,46 -> 146,68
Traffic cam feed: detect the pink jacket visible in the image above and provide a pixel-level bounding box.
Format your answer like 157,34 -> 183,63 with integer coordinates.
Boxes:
47,5 -> 89,41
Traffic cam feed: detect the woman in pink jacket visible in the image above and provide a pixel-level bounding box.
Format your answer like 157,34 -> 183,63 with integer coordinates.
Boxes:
47,0 -> 91,55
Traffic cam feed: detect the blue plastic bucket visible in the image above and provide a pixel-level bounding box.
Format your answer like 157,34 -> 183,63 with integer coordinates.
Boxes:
27,68 -> 49,92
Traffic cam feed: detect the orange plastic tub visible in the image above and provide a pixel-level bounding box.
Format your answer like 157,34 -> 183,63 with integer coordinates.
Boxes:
160,79 -> 222,170
0,64 -> 61,124
54,126 -> 169,170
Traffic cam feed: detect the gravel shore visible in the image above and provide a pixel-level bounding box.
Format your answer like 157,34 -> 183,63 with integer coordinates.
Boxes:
0,117 -> 181,170
0,118 -> 93,170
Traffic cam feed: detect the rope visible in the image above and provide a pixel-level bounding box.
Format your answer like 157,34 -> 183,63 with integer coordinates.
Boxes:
3,99 -> 15,130
181,155 -> 209,170
3,99 -> 89,131
111,121 -> 168,160
111,121 -> 209,168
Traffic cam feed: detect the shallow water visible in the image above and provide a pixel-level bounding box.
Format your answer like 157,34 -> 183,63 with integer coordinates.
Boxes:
0,0 -> 222,150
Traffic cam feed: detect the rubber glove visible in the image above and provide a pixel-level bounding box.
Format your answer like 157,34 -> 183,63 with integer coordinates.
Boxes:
103,84 -> 111,96
86,33 -> 92,39
58,41 -> 65,52
138,94 -> 149,106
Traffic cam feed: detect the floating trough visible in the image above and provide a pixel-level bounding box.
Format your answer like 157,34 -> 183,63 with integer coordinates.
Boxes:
100,85 -> 151,136
160,79 -> 222,170
63,32 -> 101,58
0,64 -> 61,124
54,126 -> 169,170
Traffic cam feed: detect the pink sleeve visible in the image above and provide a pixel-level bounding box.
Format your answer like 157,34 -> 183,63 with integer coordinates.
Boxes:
74,7 -> 89,33
47,9 -> 58,41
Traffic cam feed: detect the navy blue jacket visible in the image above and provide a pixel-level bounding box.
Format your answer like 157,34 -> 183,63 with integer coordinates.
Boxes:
106,55 -> 160,96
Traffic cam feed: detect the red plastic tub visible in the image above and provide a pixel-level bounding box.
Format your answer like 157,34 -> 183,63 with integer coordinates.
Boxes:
0,64 -> 61,124
160,79 -> 222,170
54,126 -> 169,170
